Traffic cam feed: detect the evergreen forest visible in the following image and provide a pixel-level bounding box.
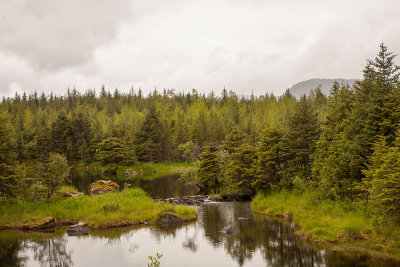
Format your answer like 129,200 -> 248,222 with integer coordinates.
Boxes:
1,43 -> 400,224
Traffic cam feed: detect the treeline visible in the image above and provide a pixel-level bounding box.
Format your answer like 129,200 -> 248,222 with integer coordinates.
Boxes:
194,44 -> 400,222
1,44 -> 400,222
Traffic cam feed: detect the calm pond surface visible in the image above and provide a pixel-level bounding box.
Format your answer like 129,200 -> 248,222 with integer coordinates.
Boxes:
1,173 -> 399,267
70,171 -> 199,198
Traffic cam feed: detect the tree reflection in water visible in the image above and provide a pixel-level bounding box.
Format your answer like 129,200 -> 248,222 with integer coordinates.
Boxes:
199,202 -> 325,266
26,236 -> 72,267
0,238 -> 26,267
2,202 -> 400,267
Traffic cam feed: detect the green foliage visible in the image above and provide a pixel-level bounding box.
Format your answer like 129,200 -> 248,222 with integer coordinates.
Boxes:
177,141 -> 195,163
134,105 -> 165,162
252,127 -> 284,191
0,188 -> 197,228
0,112 -> 17,197
96,137 -> 132,166
37,153 -> 70,200
147,253 -> 163,267
196,145 -> 220,191
225,144 -> 256,196
363,136 -> 400,221
284,95 -> 320,179
251,191 -> 400,252
222,127 -> 246,154
50,112 -> 72,159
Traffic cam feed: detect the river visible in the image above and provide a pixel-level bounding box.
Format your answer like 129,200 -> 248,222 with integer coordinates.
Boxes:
0,172 -> 399,266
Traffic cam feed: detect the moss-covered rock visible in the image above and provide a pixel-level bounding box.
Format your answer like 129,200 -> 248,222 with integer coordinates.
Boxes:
89,180 -> 119,195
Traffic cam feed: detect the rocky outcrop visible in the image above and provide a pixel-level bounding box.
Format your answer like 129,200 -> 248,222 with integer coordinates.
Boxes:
159,213 -> 183,230
154,195 -> 210,205
67,222 -> 89,236
64,192 -> 83,198
89,180 -> 119,195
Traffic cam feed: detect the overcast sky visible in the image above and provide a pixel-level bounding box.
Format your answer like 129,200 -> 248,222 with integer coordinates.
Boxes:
1,0 -> 400,98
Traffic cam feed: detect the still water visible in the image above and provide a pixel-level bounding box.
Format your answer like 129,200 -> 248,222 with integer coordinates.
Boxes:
71,171 -> 198,198
0,173 -> 399,267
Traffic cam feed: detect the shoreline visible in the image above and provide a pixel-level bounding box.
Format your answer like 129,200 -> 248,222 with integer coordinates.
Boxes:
251,191 -> 400,261
0,188 -> 197,232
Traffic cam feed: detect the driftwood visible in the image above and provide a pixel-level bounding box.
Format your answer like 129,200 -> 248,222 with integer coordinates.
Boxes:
154,195 -> 210,205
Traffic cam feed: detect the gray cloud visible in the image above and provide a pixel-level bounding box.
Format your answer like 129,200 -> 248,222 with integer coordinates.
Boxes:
0,0 -> 132,71
0,0 -> 400,97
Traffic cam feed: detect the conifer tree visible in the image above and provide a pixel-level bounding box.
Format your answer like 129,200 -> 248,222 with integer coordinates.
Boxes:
222,127 -> 246,154
0,112 -> 17,197
363,136 -> 400,221
284,95 -> 320,179
225,144 -> 256,196
50,111 -> 72,159
96,137 -> 131,166
196,145 -> 220,191
252,127 -> 284,191
134,105 -> 164,162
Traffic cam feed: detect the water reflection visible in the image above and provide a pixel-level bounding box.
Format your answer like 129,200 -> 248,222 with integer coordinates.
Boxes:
25,237 -> 72,267
1,200 -> 400,266
199,202 -> 324,266
71,171 -> 198,198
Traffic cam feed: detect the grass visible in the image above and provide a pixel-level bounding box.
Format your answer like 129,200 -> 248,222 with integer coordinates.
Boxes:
251,190 -> 400,256
0,188 -> 197,228
119,162 -> 193,172
56,185 -> 80,195
75,162 -> 194,179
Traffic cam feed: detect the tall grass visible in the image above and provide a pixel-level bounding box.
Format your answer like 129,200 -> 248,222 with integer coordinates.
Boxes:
0,188 -> 197,228
118,162 -> 194,173
251,190 -> 400,254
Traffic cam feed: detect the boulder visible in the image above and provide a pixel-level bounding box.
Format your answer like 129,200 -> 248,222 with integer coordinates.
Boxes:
238,217 -> 249,220
64,192 -> 83,198
89,180 -> 119,195
67,222 -> 89,236
221,225 -> 234,234
159,213 -> 183,229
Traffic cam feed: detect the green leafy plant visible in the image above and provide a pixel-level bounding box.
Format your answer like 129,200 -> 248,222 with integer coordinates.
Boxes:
147,253 -> 163,267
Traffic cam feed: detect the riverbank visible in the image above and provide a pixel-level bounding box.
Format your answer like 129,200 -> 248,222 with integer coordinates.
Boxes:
0,188 -> 197,230
251,190 -> 400,258
74,162 -> 194,179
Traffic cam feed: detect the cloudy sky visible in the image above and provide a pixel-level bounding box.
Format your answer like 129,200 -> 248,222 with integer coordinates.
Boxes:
1,0 -> 399,98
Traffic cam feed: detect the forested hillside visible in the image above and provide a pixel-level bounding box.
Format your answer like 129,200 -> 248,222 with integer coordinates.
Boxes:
1,44 -> 400,223
289,78 -> 358,98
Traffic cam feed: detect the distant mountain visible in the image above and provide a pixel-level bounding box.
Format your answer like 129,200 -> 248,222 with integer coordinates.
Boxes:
289,78 -> 358,98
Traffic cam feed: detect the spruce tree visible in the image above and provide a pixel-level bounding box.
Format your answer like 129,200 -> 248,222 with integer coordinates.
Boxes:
363,136 -> 400,221
225,144 -> 256,196
0,112 -> 17,197
284,95 -> 320,179
222,127 -> 246,154
50,111 -> 72,159
134,105 -> 163,162
196,145 -> 220,191
252,127 -> 284,191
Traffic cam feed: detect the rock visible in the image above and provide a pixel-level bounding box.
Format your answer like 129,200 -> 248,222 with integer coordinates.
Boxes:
67,222 -> 89,236
155,195 -> 210,205
238,217 -> 249,220
221,225 -> 234,234
159,213 -> 183,229
64,192 -> 83,198
89,180 -> 119,195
